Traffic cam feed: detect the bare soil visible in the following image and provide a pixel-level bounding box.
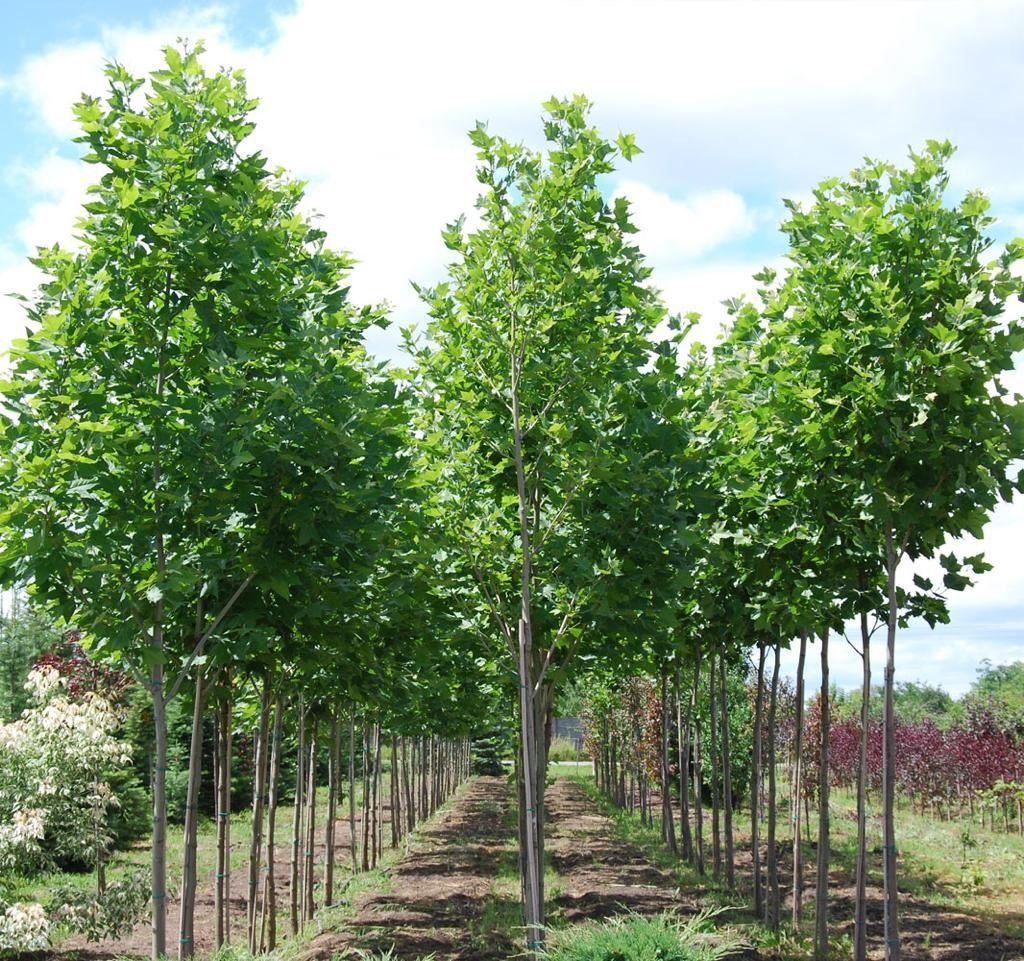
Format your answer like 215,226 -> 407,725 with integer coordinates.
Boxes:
546,778 -> 691,922
39,795 -> 395,961
296,775 -> 516,961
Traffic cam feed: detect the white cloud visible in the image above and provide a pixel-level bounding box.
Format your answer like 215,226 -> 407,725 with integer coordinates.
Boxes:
0,254 -> 39,357
6,8 -> 235,139
15,153 -> 95,251
5,0 -> 1024,363
613,181 -> 757,263
656,258 -> 786,350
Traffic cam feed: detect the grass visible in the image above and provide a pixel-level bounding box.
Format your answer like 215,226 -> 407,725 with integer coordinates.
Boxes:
823,787 -> 1024,936
540,911 -> 745,961
549,737 -> 583,763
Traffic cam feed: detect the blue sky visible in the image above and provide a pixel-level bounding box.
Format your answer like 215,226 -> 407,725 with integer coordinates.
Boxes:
1,0 -> 1022,696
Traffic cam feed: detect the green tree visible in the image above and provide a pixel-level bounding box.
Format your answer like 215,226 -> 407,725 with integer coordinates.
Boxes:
0,44 -> 384,958
410,97 -> 668,950
0,600 -> 61,720
767,142 -> 1024,960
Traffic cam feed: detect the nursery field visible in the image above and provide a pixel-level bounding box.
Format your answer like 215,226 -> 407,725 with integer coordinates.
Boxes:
22,769 -> 1024,961
1,26 -> 1023,961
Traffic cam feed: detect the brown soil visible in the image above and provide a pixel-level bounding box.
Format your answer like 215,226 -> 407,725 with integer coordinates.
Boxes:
296,776 -> 517,961
546,778 -> 692,922
30,774 -> 1024,961
641,782 -> 1024,961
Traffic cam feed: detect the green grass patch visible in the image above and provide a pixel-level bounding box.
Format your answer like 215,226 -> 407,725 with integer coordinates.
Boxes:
540,911 -> 745,961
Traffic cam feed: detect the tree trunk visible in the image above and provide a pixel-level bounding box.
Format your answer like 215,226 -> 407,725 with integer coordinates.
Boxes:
516,624 -> 544,957
792,628 -> 808,929
372,723 -> 382,865
766,642 -> 781,928
263,693 -> 283,952
348,712 -> 358,871
178,668 -> 206,961
324,714 -> 339,906
402,736 -> 414,835
854,609 -> 872,961
361,721 -> 371,871
214,687 -> 230,948
814,628 -> 831,960
150,663 -> 169,961
290,698 -> 305,935
246,674 -> 272,953
752,640 -> 766,917
661,668 -> 677,853
883,525 -> 901,961
303,728 -> 317,920
305,725 -> 317,922
709,647 -> 721,881
390,736 -> 400,847
692,640 -> 705,875
720,649 -> 735,890
675,666 -> 693,861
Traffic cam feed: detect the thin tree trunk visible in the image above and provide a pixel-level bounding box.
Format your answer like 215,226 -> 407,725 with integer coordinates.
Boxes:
792,629 -> 808,929
361,721 -> 371,871
692,640 -> 705,875
325,714 -> 339,906
214,689 -> 228,948
402,736 -> 414,835
675,666 -> 693,862
720,649 -> 735,890
372,723 -> 382,865
303,728 -> 317,920
854,609 -> 872,961
517,622 -> 544,956
150,664 -> 169,961
246,674 -> 272,953
709,647 -> 721,881
883,525 -> 901,961
348,712 -> 358,871
224,693 -> 233,946
290,698 -> 305,935
815,628 -> 831,960
752,640 -> 767,917
766,642 -> 781,928
661,668 -> 678,853
178,668 -> 206,961
390,736 -> 399,847
263,693 -> 283,952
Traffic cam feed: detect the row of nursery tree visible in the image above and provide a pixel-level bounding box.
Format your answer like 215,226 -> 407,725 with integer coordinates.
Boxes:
577,659 -> 1024,950
0,633 -> 475,955
0,41 -> 1021,961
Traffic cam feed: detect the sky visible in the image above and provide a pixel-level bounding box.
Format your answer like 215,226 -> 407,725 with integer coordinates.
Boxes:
0,0 -> 1021,696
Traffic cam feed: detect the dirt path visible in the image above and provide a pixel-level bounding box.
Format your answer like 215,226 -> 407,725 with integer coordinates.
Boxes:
546,777 -> 691,923
299,776 -> 517,961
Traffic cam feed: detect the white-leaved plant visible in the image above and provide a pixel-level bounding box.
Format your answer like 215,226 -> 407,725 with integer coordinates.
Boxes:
0,901 -> 51,955
0,667 -> 129,875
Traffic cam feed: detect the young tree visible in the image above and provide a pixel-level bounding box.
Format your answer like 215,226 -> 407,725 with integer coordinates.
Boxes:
411,97 -> 668,951
0,44 -> 383,958
769,142 -> 1024,959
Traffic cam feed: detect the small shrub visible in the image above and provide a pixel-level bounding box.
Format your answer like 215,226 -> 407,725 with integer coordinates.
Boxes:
541,910 -> 744,961
50,867 -> 150,942
0,900 -> 50,955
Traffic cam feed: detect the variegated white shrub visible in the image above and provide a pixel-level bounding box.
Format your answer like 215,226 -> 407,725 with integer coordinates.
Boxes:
0,901 -> 50,955
0,667 -> 130,874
